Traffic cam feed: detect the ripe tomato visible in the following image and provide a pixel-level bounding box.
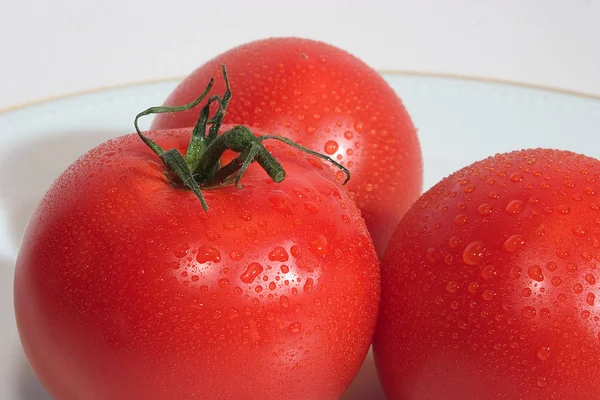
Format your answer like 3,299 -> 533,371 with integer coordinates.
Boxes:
151,37 -> 423,256
374,149 -> 600,399
14,125 -> 380,400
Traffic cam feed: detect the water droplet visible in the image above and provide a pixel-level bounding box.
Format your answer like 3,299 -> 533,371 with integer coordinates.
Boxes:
572,225 -> 587,237
503,235 -> 527,252
303,202 -> 319,214
425,248 -> 438,262
558,204 -> 571,215
540,308 -> 551,320
287,322 -> 302,333
510,173 -> 523,182
309,235 -> 328,256
218,278 -> 230,289
226,309 -> 239,320
482,290 -> 495,301
238,211 -> 252,221
354,121 -> 364,133
587,292 -> 596,306
510,267 -> 522,279
229,250 -> 243,261
528,265 -> 544,282
536,346 -> 551,361
448,236 -> 461,249
586,274 -> 596,285
446,281 -> 459,293
280,295 -> 289,307
174,244 -> 189,258
551,276 -> 562,286
240,263 -> 264,284
468,282 -> 479,293
481,265 -> 497,280
478,203 -> 493,216
453,215 -> 470,226
522,288 -> 532,297
324,140 -> 339,155
546,261 -> 558,271
463,241 -> 486,265
212,309 -> 223,320
536,377 -> 548,388
582,310 -> 591,320
574,283 -> 584,294
197,245 -> 221,263
268,246 -> 289,262
521,306 -> 536,319
505,200 -> 525,215
344,131 -> 353,140
303,278 -> 314,293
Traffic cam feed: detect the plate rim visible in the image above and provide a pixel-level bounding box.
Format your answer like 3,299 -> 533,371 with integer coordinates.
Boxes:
3,69 -> 600,115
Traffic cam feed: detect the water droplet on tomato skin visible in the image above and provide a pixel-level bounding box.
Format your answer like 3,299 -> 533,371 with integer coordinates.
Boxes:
587,292 -> 596,306
505,200 -> 525,215
482,290 -> 495,301
197,245 -> 221,263
174,244 -> 189,258
240,263 -> 264,284
309,235 -> 328,256
453,215 -> 470,226
463,241 -> 485,265
558,204 -> 571,215
324,140 -> 338,154
528,265 -> 544,282
303,278 -> 314,293
503,235 -> 527,252
586,274 -> 597,285
446,281 -> 459,293
536,377 -> 548,387
536,345 -> 551,361
510,173 -> 523,182
521,306 -> 536,319
510,267 -> 522,279
268,246 -> 289,262
478,203 -> 493,216
540,308 -> 551,320
289,322 -> 302,333
572,225 -> 587,237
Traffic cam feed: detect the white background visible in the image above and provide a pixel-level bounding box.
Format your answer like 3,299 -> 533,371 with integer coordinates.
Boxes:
1,0 -> 600,110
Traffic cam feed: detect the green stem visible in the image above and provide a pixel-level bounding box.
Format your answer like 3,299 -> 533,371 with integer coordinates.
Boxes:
132,64 -> 350,211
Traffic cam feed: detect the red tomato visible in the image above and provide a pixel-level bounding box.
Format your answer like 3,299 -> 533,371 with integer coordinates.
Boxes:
14,126 -> 380,400
374,149 -> 600,399
151,37 -> 423,256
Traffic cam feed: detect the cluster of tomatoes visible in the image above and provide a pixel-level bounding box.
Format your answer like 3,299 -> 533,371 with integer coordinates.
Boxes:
14,38 -> 600,399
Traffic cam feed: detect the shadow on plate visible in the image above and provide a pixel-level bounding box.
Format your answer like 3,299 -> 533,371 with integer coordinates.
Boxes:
341,349 -> 386,400
0,130 -> 121,258
16,357 -> 52,400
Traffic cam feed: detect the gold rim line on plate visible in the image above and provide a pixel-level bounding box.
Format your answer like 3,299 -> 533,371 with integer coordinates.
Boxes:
2,69 -> 600,115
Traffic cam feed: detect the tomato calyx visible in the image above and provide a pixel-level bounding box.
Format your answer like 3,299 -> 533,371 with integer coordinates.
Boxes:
134,65 -> 350,210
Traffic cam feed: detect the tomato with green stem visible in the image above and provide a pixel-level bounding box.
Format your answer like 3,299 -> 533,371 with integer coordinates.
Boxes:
151,37 -> 423,256
375,148 -> 600,399
14,67 -> 380,400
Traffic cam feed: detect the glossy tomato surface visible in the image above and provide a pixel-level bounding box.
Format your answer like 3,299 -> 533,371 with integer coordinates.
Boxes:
151,37 -> 423,256
374,149 -> 600,399
14,127 -> 380,400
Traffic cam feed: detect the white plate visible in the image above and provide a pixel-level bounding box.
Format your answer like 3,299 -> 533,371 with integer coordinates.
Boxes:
2,73 -> 600,400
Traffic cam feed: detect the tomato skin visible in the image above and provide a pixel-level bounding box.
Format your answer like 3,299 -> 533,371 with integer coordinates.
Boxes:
151,37 -> 423,256
374,149 -> 600,399
14,127 -> 380,400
